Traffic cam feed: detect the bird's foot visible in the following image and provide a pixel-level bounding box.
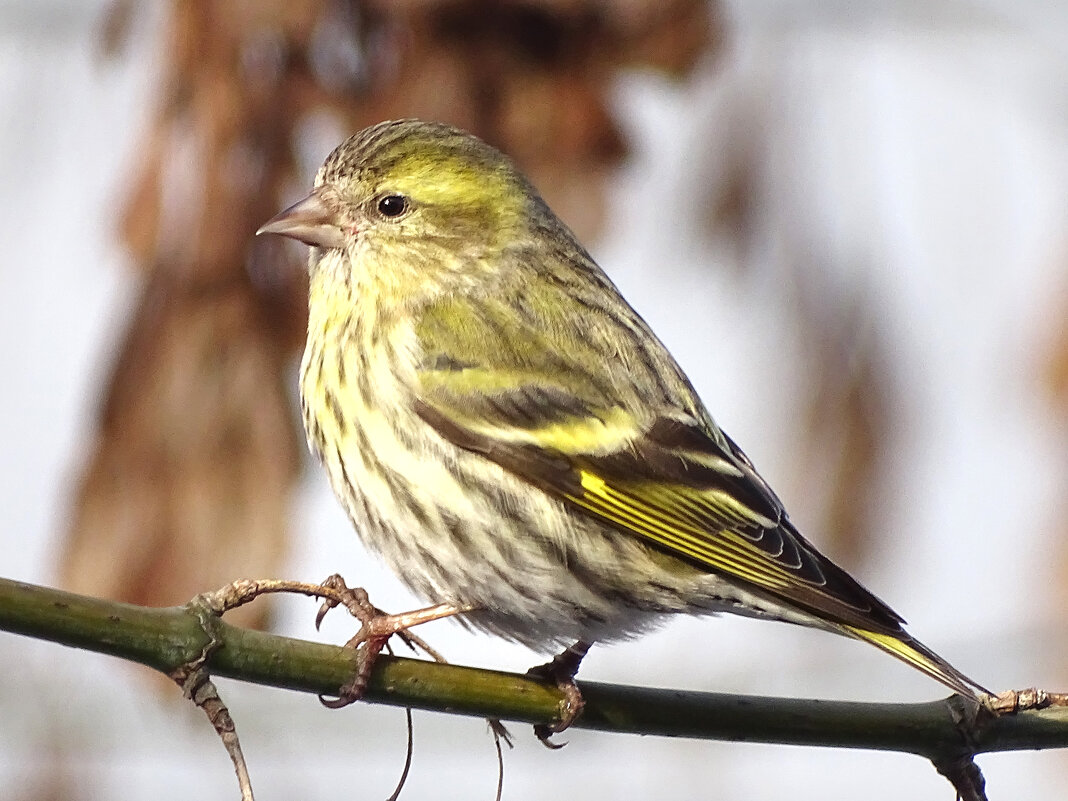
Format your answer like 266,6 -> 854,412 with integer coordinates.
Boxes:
315,573 -> 465,708
526,640 -> 591,748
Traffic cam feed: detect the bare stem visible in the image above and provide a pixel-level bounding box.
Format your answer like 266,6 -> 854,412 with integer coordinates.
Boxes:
2,575 -> 1067,769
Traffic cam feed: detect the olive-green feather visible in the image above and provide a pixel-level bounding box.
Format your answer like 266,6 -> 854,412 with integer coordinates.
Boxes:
412,288 -> 912,636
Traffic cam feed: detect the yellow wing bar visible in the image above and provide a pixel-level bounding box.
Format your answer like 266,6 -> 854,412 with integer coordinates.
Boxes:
569,470 -> 795,592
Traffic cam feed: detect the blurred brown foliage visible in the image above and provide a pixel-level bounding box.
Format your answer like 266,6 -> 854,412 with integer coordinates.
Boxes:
1044,279 -> 1068,625
705,107 -> 897,569
59,0 -> 719,628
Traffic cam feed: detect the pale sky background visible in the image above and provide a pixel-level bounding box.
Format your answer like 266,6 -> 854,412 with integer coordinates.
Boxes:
1,2 -> 1066,800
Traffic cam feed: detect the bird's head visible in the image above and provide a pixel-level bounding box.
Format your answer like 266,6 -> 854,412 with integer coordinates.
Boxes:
258,120 -> 538,289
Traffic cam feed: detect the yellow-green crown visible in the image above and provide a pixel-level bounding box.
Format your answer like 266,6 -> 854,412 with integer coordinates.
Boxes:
318,119 -> 532,228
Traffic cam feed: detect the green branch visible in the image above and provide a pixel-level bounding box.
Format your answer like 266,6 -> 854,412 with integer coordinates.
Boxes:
1,576 -> 1066,786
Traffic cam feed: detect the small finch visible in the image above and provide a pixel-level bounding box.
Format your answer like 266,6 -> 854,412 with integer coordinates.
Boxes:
258,119 -> 986,731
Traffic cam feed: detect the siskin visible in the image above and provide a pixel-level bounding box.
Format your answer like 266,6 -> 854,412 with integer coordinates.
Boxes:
258,119 -> 986,732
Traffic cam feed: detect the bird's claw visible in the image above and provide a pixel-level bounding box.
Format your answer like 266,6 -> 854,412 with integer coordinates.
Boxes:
526,641 -> 591,748
312,575 -> 465,708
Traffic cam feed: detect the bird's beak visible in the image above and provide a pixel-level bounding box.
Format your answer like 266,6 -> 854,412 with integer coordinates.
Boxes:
256,190 -> 348,249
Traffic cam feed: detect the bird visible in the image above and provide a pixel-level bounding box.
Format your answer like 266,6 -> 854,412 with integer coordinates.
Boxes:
257,118 -> 987,736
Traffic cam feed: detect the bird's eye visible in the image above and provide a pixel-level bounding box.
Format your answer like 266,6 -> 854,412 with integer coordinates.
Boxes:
376,194 -> 410,218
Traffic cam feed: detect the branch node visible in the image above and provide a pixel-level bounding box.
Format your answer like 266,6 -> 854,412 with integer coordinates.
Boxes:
176,591 -> 255,800
945,693 -> 987,754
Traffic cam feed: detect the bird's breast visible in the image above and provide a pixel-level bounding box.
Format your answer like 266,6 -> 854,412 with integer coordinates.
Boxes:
299,300 -> 486,556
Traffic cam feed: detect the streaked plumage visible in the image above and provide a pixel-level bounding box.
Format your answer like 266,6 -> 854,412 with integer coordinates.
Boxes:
259,119 -> 986,699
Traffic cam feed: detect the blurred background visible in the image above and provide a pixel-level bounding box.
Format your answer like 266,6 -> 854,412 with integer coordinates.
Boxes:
2,1 -> 1067,799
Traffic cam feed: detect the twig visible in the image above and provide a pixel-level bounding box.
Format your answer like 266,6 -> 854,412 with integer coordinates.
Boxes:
4,575 -> 1068,799
385,707 -> 415,801
933,754 -> 986,801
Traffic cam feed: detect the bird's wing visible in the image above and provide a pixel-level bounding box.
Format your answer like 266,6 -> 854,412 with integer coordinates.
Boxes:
412,289 -> 987,697
412,290 -> 905,634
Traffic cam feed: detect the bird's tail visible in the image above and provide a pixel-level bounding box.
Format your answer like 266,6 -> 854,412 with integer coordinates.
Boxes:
842,625 -> 990,699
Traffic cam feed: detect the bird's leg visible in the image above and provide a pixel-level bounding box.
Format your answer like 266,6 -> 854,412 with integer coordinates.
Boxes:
315,573 -> 466,708
526,640 -> 592,747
